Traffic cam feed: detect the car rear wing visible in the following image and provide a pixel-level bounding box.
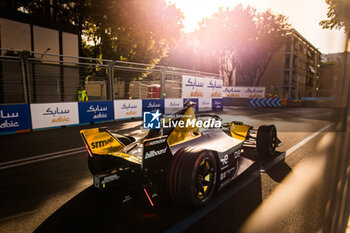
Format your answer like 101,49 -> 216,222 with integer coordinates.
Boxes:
80,127 -> 125,156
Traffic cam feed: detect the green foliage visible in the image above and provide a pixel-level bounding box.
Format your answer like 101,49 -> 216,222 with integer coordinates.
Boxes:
320,0 -> 350,34
17,0 -> 183,65
69,0 -> 183,64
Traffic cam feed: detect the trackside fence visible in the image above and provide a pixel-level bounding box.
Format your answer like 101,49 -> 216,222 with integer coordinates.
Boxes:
0,48 -> 221,104
0,48 -> 223,134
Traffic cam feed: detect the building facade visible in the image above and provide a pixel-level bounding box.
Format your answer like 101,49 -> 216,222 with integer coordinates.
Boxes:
0,0 -> 78,57
0,0 -> 80,104
260,29 -> 321,98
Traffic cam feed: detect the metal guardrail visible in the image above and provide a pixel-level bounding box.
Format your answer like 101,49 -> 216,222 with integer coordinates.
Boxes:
0,48 -> 220,104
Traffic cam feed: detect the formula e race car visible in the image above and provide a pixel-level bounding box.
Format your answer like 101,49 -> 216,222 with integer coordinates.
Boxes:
80,101 -> 281,208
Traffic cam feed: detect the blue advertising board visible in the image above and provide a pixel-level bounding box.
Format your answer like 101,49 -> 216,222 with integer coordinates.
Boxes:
212,98 -> 223,111
0,104 -> 31,134
78,101 -> 114,124
183,98 -> 199,112
142,99 -> 165,114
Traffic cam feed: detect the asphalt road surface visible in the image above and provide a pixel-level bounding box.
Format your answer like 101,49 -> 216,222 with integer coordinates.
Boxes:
0,107 -> 343,233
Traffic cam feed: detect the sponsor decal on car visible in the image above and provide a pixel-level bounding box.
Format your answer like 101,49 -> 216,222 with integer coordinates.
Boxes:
101,174 -> 120,184
91,137 -> 115,149
234,150 -> 241,159
145,147 -> 167,159
220,166 -> 236,180
220,154 -> 229,165
145,138 -> 167,147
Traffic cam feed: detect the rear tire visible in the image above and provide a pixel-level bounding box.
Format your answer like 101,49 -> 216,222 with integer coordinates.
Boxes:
257,125 -> 277,157
168,149 -> 217,208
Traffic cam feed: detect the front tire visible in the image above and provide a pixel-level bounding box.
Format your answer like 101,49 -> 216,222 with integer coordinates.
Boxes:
168,149 -> 217,208
257,125 -> 277,157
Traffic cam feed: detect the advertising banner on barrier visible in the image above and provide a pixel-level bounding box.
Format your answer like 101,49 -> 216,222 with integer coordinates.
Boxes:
212,98 -> 223,111
142,99 -> 165,114
114,99 -> 142,120
223,86 -> 265,98
0,104 -> 31,133
198,98 -> 212,112
164,98 -> 183,114
30,102 -> 79,129
182,75 -> 223,99
78,101 -> 114,124
183,98 -> 198,112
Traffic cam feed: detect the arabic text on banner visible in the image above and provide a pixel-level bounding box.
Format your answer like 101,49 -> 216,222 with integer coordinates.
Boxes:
182,75 -> 223,99
142,99 -> 165,114
164,98 -> 183,114
223,86 -> 266,98
78,101 -> 114,123
198,98 -> 212,112
30,102 -> 79,129
114,99 -> 142,120
212,98 -> 223,111
0,104 -> 32,133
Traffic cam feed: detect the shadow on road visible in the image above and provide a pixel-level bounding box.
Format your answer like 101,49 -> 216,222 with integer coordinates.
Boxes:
34,148 -> 290,233
34,185 -> 192,233
34,178 -> 264,233
265,159 -> 293,183
243,146 -> 293,183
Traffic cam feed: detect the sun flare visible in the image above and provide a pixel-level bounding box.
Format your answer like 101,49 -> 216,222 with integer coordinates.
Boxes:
166,0 -> 347,53
166,0 -> 236,33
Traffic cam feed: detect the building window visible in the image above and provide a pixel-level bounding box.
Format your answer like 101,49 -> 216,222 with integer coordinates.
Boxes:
284,72 -> 290,85
293,55 -> 297,68
285,40 -> 291,52
285,55 -> 290,67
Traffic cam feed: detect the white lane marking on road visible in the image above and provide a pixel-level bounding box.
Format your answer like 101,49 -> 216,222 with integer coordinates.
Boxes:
286,123 -> 332,155
261,122 -> 333,172
164,122 -> 333,233
0,147 -> 85,170
0,147 -> 84,166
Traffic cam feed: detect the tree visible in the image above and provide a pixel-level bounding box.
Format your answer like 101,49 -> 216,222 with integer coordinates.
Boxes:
84,0 -> 183,64
16,0 -> 184,98
320,0 -> 350,106
64,0 -> 184,65
320,0 -> 350,34
17,0 -> 184,64
196,5 -> 290,86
